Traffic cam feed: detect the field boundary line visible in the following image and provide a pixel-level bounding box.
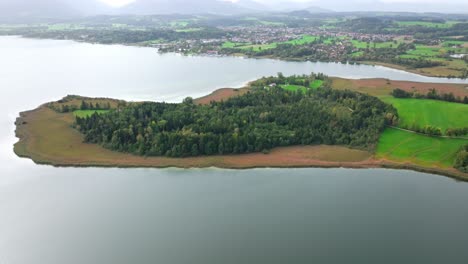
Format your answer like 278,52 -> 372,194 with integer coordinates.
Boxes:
387,126 -> 468,140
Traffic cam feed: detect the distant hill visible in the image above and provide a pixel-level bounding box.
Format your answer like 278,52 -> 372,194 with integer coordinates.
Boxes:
0,0 -> 78,20
0,0 -> 261,20
1,0 -> 465,21
0,0 -> 114,21
286,7 -> 332,18
235,0 -> 270,11
304,6 -> 333,14
119,0 -> 254,15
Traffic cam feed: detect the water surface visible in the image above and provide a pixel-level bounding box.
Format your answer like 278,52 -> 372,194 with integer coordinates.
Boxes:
1,36 -> 468,264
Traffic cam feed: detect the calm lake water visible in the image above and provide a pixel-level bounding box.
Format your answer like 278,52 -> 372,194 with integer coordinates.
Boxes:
1,36 -> 468,264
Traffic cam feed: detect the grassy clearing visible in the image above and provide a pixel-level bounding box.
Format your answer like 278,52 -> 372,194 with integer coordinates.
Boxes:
351,51 -> 364,57
222,41 -> 249,48
377,128 -> 468,167
351,40 -> 401,49
73,110 -> 109,118
406,45 -> 441,57
170,21 -> 190,27
239,43 -> 277,51
284,35 -> 318,45
310,80 -> 323,89
281,85 -> 307,93
382,97 -> 468,131
280,80 -> 323,92
222,35 -> 323,52
395,21 -> 459,28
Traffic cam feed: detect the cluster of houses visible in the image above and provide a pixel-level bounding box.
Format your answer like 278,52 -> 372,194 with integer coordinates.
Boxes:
152,24 -> 408,57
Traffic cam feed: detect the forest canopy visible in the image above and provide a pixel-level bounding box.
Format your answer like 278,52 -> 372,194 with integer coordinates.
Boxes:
75,75 -> 398,157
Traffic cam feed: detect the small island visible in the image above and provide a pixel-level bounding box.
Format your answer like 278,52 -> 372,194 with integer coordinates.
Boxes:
15,74 -> 468,180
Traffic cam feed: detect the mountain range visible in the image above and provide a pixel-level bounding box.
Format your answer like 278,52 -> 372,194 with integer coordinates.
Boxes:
120,0 -> 251,15
0,0 -> 466,21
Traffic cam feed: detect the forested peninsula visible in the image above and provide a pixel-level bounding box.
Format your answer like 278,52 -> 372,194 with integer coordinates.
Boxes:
14,74 -> 468,180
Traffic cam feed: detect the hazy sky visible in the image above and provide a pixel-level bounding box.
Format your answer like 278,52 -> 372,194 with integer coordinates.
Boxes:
99,0 -> 468,5
97,0 -> 468,12
99,0 -> 135,7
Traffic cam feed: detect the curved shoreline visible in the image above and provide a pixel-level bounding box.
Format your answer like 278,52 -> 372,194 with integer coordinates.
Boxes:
3,36 -> 468,81
15,150 -> 468,183
14,88 -> 468,181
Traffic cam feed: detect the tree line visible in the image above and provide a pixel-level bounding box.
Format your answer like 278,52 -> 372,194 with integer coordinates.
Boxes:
455,144 -> 468,173
49,100 -> 112,113
392,88 -> 468,104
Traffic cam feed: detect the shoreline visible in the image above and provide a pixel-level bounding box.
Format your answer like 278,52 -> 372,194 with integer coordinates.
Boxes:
14,109 -> 468,181
14,82 -> 468,181
3,35 -> 467,81
15,148 -> 468,182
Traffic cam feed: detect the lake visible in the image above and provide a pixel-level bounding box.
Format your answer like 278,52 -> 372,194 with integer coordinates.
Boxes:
1,36 -> 468,264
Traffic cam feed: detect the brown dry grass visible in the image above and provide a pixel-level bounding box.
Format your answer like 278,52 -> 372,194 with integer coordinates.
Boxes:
362,61 -> 467,78
331,77 -> 468,98
194,88 -> 249,105
14,105 -> 376,169
14,86 -> 468,180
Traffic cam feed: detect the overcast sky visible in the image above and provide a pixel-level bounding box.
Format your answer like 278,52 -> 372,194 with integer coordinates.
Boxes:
99,0 -> 468,5
97,0 -> 468,12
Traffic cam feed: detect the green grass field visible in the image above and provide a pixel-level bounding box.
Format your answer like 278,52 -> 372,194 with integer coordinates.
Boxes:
222,41 -> 250,48
222,35 -> 324,52
381,98 -> 468,131
395,21 -> 459,28
284,35 -> 318,45
170,21 -> 190,27
406,45 -> 441,57
281,85 -> 307,92
280,80 -> 323,92
73,110 -> 109,118
310,80 -> 324,89
377,128 -> 468,167
351,40 -> 401,49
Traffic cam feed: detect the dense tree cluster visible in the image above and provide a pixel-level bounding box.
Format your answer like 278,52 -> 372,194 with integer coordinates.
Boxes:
392,88 -> 468,104
338,17 -> 393,34
249,73 -> 330,88
446,128 -> 468,137
391,88 -> 413,98
51,100 -> 112,113
454,144 -> 468,173
411,125 -> 443,137
75,81 -> 397,157
20,28 -> 226,45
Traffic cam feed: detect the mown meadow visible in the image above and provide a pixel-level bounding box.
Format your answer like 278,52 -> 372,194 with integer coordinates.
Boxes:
377,128 -> 468,167
377,95 -> 467,169
381,97 -> 468,131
